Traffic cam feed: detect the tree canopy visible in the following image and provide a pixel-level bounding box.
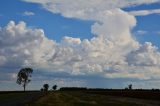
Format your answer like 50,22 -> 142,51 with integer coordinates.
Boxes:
17,67 -> 33,91
52,85 -> 57,91
43,84 -> 49,91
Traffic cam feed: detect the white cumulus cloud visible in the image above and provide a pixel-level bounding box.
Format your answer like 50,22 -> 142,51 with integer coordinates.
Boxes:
0,21 -> 56,69
23,0 -> 160,19
1,0 -> 160,87
127,42 -> 160,66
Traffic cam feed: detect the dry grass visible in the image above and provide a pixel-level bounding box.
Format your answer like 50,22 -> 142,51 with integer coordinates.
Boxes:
31,91 -> 143,106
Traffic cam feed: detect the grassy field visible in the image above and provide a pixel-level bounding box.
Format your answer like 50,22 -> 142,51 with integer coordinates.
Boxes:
86,89 -> 160,100
0,90 -> 160,106
30,91 -> 160,106
0,91 -> 44,106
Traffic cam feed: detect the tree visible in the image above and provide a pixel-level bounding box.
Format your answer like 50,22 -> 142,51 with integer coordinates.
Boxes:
43,84 -> 49,91
52,85 -> 57,91
40,88 -> 44,92
17,68 -> 33,91
128,84 -> 132,90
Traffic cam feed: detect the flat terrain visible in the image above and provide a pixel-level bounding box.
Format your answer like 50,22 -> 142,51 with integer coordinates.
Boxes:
0,90 -> 160,106
31,91 -> 160,106
0,91 -> 44,106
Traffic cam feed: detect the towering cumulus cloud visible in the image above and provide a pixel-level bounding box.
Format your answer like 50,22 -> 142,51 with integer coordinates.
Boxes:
0,21 -> 56,69
1,0 -> 160,87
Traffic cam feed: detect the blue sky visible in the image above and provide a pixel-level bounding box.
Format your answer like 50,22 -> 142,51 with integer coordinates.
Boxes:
0,0 -> 160,43
125,3 -> 160,48
1,0 -> 160,91
0,0 -> 93,41
0,0 -> 160,44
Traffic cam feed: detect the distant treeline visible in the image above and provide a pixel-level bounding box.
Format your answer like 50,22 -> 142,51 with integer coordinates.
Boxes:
59,87 -> 160,100
87,90 -> 160,100
59,87 -> 160,91
60,87 -> 87,91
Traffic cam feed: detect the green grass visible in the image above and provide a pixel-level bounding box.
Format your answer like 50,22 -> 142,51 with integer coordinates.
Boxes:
30,91 -> 142,106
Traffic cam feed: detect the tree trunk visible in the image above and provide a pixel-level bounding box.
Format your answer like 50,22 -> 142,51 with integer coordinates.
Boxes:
24,84 -> 26,92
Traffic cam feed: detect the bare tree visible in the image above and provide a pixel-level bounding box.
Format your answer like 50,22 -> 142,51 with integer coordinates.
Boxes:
17,68 -> 33,91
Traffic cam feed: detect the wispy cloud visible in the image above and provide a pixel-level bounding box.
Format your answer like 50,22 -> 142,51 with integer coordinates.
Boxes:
23,11 -> 35,16
129,9 -> 160,16
0,14 -> 3,17
136,30 -> 148,35
156,31 -> 160,35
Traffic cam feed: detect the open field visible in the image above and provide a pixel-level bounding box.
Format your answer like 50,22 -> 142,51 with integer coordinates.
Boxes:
0,90 -> 160,106
31,91 -> 160,106
0,91 -> 45,106
86,89 -> 160,100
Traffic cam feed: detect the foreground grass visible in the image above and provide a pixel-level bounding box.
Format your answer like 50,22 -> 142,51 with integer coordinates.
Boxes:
31,91 -> 142,106
0,92 -> 44,106
0,92 -> 27,102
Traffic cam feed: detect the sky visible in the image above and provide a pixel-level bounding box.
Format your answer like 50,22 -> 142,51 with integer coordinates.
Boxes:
1,0 -> 160,91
